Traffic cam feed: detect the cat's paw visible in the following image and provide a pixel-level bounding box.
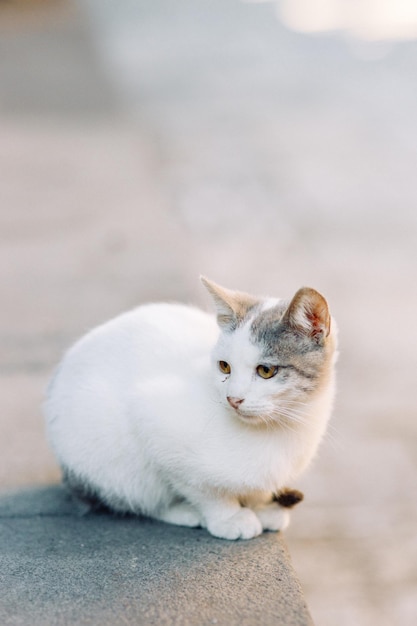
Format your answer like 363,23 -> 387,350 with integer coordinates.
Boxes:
255,503 -> 290,532
206,508 -> 263,540
157,502 -> 202,528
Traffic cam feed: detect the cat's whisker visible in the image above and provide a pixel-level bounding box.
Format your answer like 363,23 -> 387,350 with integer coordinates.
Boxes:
322,423 -> 342,451
259,414 -> 277,431
271,403 -> 309,418
279,400 -> 311,413
268,407 -> 311,429
282,399 -> 309,406
276,407 -> 309,421
273,417 -> 302,435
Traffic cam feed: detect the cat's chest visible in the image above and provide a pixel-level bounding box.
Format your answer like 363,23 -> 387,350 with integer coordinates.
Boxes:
183,420 -> 298,493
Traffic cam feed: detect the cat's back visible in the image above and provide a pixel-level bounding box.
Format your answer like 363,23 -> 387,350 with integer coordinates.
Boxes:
64,301 -> 216,361
45,302 -> 218,419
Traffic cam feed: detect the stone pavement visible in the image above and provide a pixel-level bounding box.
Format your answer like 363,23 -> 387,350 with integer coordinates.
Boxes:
0,486 -> 312,626
1,1 -> 417,624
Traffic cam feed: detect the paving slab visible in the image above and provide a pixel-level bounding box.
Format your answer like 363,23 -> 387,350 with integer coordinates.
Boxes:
0,486 -> 313,626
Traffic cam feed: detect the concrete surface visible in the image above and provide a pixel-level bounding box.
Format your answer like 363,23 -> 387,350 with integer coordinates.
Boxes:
1,0 -> 417,625
0,486 -> 313,626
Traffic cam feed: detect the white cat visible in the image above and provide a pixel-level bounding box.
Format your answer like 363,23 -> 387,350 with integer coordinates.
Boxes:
45,277 -> 337,540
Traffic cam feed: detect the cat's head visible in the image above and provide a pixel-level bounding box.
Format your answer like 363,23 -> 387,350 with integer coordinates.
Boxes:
202,277 -> 337,428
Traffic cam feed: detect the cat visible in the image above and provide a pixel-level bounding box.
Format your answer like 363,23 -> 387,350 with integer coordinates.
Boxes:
44,277 -> 337,540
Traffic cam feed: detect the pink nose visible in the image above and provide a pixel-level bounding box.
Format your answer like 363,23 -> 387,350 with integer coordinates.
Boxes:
227,396 -> 244,410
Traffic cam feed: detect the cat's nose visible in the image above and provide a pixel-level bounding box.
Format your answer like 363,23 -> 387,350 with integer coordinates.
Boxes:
227,396 -> 244,410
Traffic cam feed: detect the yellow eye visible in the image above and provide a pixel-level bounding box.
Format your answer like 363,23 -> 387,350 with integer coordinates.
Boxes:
218,361 -> 231,374
256,365 -> 279,379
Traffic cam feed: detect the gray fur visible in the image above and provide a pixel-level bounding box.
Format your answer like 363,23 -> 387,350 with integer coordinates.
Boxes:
63,467 -> 116,513
248,303 -> 330,395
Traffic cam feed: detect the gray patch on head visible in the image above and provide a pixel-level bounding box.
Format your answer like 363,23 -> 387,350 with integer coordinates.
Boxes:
225,301 -> 262,333
249,302 -> 329,392
249,302 -> 289,350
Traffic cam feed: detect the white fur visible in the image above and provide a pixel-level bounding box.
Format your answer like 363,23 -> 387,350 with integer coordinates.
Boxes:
45,299 -> 336,540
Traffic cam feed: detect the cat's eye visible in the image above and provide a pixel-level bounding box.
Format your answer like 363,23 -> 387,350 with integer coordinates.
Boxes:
256,364 -> 279,379
218,361 -> 231,374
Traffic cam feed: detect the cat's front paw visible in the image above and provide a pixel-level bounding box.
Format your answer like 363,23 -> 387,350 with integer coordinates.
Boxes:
255,503 -> 290,532
157,502 -> 202,528
206,508 -> 263,540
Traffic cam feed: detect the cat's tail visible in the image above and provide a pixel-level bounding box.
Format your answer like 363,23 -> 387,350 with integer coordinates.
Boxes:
273,488 -> 304,508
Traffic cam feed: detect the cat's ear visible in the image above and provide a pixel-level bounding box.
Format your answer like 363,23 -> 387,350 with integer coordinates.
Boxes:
200,276 -> 258,330
282,287 -> 331,344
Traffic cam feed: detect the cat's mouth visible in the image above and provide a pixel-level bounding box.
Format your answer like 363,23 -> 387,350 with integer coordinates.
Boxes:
224,400 -> 269,425
232,407 -> 265,426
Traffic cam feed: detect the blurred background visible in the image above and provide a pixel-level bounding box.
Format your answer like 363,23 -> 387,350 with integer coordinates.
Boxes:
1,0 -> 416,624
